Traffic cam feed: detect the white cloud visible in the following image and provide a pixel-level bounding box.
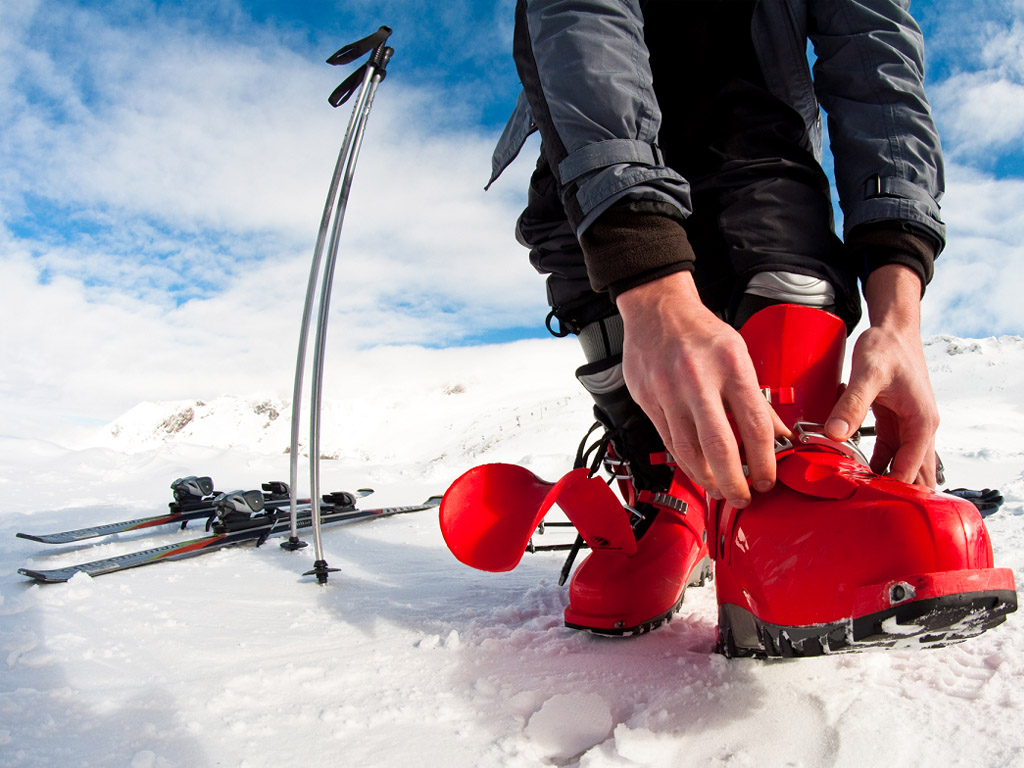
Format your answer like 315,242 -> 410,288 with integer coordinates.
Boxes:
0,1 -> 549,441
932,74 -> 1024,156
1,2 -> 540,300
930,15 -> 1024,159
979,15 -> 1024,76
923,164 -> 1024,337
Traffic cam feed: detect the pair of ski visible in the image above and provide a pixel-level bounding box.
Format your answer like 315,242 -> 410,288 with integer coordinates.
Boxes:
17,476 -> 440,583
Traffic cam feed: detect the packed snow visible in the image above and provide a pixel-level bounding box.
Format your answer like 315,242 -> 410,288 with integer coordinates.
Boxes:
3,335 -> 1024,768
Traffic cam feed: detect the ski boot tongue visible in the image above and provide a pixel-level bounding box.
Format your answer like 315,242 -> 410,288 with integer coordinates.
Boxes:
739,303 -> 846,428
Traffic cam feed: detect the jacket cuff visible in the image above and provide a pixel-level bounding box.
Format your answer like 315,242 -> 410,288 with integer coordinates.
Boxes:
579,201 -> 695,295
846,221 -> 939,296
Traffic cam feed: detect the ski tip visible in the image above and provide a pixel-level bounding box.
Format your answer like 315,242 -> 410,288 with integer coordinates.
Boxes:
18,568 -> 69,584
15,532 -> 45,543
426,495 -> 444,506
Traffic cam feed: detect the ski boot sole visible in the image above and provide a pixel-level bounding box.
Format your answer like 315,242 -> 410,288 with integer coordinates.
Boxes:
718,586 -> 1018,658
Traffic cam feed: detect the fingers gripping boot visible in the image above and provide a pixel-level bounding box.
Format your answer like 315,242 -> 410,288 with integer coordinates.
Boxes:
568,358 -> 711,635
713,305 -> 1017,657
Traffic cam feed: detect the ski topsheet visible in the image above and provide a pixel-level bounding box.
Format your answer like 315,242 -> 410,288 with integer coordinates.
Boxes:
19,497 -> 440,583
18,507 -> 222,545
16,475 -> 224,544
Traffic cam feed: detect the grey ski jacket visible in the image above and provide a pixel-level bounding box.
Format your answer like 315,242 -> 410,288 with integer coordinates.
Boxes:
490,0 -> 946,250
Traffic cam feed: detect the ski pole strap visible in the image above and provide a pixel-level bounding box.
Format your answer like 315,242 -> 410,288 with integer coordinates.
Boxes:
327,26 -> 394,108
328,47 -> 394,108
326,25 -> 392,66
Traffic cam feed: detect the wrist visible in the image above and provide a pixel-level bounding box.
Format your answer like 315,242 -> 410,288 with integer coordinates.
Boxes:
615,270 -> 704,323
864,264 -> 923,331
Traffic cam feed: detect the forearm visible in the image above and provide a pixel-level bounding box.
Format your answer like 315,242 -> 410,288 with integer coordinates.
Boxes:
580,201 -> 695,296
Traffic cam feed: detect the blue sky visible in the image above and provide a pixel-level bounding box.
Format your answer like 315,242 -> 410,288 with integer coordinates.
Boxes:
2,0 -> 1024,437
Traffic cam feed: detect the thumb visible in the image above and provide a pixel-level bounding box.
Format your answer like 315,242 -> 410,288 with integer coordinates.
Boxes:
825,381 -> 874,442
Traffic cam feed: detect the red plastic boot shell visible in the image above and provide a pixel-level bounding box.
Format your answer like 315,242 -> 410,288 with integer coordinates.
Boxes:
714,450 -> 1017,656
564,472 -> 711,636
712,303 -> 1017,656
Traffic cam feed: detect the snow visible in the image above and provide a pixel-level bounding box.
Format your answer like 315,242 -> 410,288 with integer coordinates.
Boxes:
3,335 -> 1024,767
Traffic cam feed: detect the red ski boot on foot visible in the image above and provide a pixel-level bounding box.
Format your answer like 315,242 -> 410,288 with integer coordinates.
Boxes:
438,452 -> 710,636
565,361 -> 711,635
563,448 -> 711,635
712,304 -> 1017,657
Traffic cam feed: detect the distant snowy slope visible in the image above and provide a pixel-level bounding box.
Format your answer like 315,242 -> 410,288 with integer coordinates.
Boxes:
925,334 -> 1024,494
92,339 -> 595,475
98,396 -> 290,451
92,333 -> 1024,482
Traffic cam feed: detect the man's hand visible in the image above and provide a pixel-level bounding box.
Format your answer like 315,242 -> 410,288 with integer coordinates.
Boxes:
824,265 -> 939,486
615,271 -> 788,508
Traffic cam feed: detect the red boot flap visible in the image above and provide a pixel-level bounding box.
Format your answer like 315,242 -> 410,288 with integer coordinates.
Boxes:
739,304 -> 846,428
440,464 -> 637,572
551,469 -> 638,558
440,463 -> 555,572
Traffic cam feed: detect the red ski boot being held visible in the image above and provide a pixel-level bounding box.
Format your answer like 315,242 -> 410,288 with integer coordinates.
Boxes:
712,304 -> 1017,657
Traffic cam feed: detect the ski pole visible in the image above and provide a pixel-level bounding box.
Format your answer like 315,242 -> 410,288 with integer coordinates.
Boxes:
283,26 -> 393,553
284,27 -> 394,585
281,89 -> 358,555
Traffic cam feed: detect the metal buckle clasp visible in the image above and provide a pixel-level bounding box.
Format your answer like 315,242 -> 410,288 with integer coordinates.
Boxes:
783,422 -> 870,467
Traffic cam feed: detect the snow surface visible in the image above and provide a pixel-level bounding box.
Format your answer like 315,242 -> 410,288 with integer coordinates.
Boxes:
3,336 -> 1024,768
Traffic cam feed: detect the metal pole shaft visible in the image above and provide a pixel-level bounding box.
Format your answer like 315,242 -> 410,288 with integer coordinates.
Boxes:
286,61 -> 379,546
308,54 -> 390,580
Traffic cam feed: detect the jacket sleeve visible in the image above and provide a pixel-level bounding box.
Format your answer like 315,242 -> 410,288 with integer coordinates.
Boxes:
512,0 -> 692,237
808,0 -> 946,252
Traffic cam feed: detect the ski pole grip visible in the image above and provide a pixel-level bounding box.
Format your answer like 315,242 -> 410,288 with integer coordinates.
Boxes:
373,45 -> 394,73
327,25 -> 392,66
327,46 -> 394,108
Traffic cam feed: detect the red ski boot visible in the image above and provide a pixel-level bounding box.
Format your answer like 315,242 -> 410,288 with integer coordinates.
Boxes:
564,359 -> 711,635
563,448 -> 711,635
439,358 -> 711,636
438,451 -> 710,635
712,304 -> 1017,657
